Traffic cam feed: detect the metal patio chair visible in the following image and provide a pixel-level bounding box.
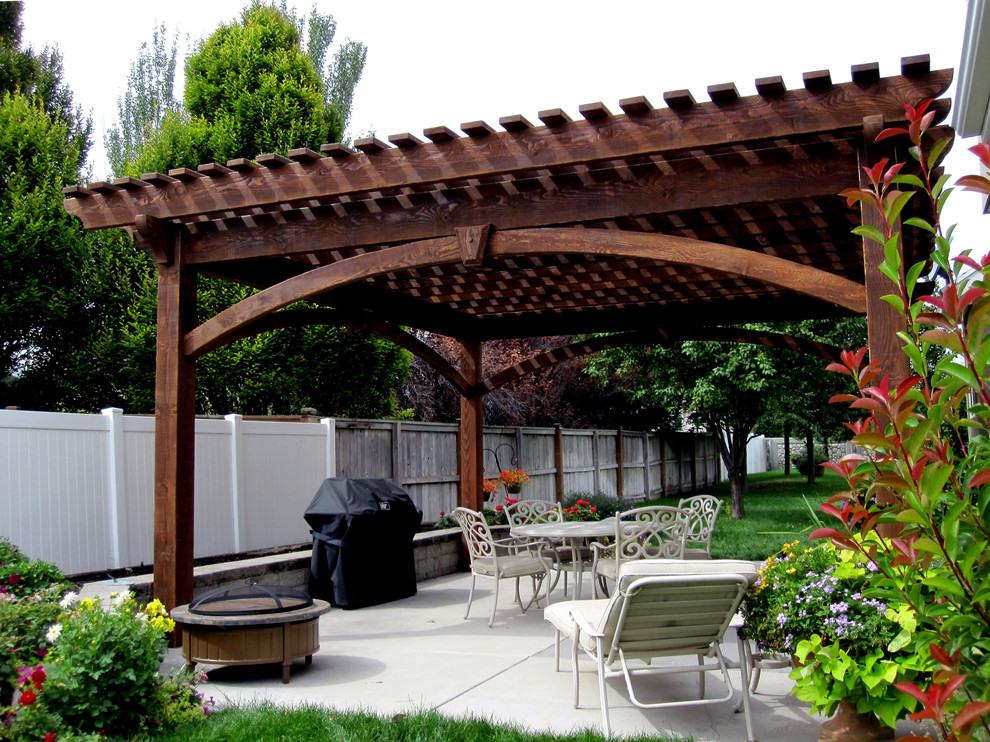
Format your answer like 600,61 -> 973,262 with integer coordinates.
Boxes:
590,505 -> 687,597
452,507 -> 552,627
677,494 -> 722,559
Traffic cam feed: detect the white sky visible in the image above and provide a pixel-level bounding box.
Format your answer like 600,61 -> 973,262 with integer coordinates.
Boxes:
18,0 -> 990,252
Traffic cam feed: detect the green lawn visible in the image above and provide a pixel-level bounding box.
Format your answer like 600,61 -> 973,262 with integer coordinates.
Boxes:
126,704 -> 683,742
706,470 -> 845,561
641,469 -> 845,562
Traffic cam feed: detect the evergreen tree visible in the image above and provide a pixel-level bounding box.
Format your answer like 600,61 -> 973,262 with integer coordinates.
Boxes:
84,2 -> 405,417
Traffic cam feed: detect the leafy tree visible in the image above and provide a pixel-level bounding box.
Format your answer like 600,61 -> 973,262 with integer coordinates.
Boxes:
80,3 -> 404,417
104,23 -> 183,176
587,319 -> 864,518
0,3 -> 93,408
396,333 -> 672,429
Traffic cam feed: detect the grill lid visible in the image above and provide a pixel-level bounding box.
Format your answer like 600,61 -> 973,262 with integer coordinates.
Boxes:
188,581 -> 314,616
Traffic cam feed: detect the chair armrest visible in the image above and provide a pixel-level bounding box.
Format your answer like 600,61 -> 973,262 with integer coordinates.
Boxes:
569,607 -> 604,639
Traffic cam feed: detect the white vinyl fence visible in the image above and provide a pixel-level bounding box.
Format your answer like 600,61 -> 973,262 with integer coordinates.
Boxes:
1,409 -> 333,576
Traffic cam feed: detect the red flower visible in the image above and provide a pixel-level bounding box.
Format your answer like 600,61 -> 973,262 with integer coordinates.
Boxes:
439,511 -> 445,517
576,500 -> 590,507
31,667 -> 46,690
19,689 -> 37,706
8,574 -> 21,586
505,498 -> 519,505
590,507 -> 597,512
495,505 -> 503,511
45,734 -> 57,742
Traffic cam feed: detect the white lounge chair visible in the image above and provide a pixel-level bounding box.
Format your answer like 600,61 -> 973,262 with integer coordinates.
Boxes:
545,558 -> 758,740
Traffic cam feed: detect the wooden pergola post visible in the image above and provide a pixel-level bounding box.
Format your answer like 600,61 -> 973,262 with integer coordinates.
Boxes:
458,339 -> 484,511
138,216 -> 197,614
860,116 -> 911,533
861,115 -> 911,387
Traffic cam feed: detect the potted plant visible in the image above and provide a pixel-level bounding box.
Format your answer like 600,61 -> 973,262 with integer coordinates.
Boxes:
742,538 -> 925,738
498,469 -> 530,495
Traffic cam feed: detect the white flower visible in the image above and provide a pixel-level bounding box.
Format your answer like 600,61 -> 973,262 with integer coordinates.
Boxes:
110,591 -> 128,608
58,591 -> 78,609
45,623 -> 62,643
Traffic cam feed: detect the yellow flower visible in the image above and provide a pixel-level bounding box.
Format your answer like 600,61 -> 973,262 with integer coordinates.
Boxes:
786,568 -> 796,574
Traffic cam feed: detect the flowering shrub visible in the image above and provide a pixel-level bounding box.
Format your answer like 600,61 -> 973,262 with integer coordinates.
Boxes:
814,104 -> 990,738
563,492 -> 622,519
0,539 -> 72,709
562,500 -> 600,522
435,511 -> 457,529
0,662 -> 101,741
743,539 -> 924,726
42,594 -> 178,735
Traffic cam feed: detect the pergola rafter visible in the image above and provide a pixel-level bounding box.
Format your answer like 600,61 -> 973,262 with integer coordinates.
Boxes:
64,55 -> 953,613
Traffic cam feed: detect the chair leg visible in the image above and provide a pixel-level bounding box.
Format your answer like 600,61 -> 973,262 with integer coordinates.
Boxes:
465,573 -> 477,620
554,628 -> 561,672
736,634 -> 755,742
697,653 -> 706,697
572,632 -> 581,708
488,576 -> 500,628
595,638 -> 612,738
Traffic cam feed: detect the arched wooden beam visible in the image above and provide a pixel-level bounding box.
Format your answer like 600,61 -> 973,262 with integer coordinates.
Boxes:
190,306 -> 470,395
184,228 -> 865,357
475,327 -> 843,397
490,229 -> 867,315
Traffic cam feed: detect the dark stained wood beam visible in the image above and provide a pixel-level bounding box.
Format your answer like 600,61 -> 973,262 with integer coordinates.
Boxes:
183,154 -> 857,264
476,328 -> 842,396
64,71 -> 952,231
134,219 -> 197,619
490,229 -> 866,313
191,306 -> 471,395
458,339 -> 484,511
183,228 -> 866,357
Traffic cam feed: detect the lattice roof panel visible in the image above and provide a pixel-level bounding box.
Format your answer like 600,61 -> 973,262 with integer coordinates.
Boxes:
64,56 -> 953,346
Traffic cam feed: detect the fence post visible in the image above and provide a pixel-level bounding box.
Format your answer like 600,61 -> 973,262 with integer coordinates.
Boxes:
101,407 -> 126,569
691,437 -> 699,492
225,414 -> 245,553
616,428 -> 624,499
554,425 -> 564,504
321,418 -> 337,478
642,431 -> 651,499
391,420 -> 403,485
592,429 -> 601,495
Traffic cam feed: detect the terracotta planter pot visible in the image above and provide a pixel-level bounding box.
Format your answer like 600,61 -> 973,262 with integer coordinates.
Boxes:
818,700 -> 893,742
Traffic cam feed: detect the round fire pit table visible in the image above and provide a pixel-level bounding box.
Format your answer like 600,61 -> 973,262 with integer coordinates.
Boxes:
171,599 -> 330,683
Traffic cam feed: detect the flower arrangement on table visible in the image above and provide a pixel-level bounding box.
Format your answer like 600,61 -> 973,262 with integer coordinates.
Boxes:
742,537 -> 926,729
562,499 -> 600,522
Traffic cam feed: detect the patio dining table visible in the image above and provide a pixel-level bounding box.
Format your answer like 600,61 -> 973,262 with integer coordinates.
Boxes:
510,518 -> 616,600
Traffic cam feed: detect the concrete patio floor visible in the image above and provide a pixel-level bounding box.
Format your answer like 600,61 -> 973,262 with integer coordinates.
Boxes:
161,570 -> 931,741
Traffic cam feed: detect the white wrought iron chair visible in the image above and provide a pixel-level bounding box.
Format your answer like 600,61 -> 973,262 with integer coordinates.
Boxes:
545,559 -> 758,740
677,494 -> 722,559
452,507 -> 552,627
590,505 -> 687,597
505,499 -> 589,596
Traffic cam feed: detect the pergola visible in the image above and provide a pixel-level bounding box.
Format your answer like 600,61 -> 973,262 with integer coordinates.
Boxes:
64,56 -> 952,612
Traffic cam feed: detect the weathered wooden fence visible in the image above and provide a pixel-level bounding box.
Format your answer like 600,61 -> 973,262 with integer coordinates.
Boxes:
0,409 -> 719,576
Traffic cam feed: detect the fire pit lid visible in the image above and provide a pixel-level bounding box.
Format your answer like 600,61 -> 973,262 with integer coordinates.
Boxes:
188,582 -> 314,616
